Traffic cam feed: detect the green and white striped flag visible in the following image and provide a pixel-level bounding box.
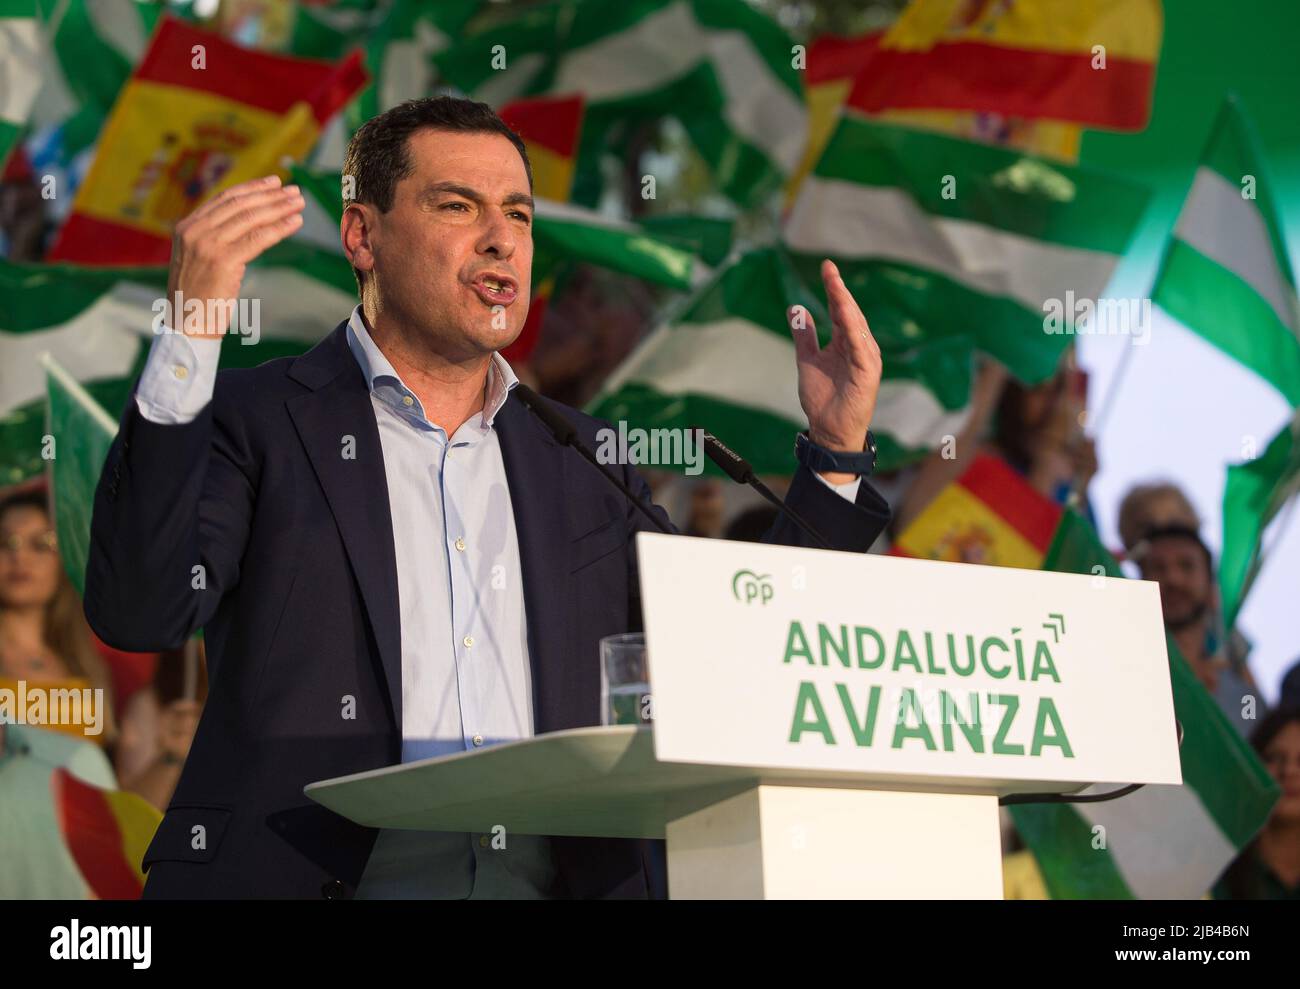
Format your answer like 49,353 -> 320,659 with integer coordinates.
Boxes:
1219,409 -> 1300,631
1012,511 -> 1279,899
1151,97 -> 1300,406
43,354 -> 116,595
293,0 -> 479,171
1,246 -> 358,487
533,198 -> 705,290
588,247 -> 973,475
33,0 -> 159,121
785,114 -> 1150,384
436,0 -> 806,208
0,0 -> 42,169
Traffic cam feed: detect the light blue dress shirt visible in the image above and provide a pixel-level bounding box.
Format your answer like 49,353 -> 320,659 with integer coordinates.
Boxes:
136,311 -> 557,898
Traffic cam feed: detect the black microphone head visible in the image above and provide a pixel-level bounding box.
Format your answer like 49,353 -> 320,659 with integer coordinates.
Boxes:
697,428 -> 754,485
513,383 -> 578,445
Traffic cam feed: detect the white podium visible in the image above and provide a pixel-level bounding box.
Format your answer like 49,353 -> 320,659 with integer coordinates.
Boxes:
305,724 -> 1006,898
307,534 -> 1183,899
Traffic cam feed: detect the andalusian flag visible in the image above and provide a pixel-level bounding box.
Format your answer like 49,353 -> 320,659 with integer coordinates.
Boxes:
854,0 -> 1162,131
44,356 -> 117,597
340,0 -> 479,128
785,114 -> 1149,384
1219,410 -> 1300,631
1011,511 -> 1278,899
33,0 -> 164,124
890,455 -> 1063,569
0,0 -> 41,170
436,0 -> 806,208
53,767 -> 161,899
589,247 -> 972,474
0,247 -> 357,487
1151,98 -> 1300,406
48,17 -> 366,264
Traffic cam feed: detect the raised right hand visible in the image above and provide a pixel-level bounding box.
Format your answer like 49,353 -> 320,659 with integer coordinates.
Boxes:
164,175 -> 305,338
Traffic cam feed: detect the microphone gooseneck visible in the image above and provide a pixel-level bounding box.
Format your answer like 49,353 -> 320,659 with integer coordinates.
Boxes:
513,384 -> 673,535
699,430 -> 833,550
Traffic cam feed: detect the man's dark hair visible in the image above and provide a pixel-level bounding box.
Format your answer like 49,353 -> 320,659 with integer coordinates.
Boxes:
1133,523 -> 1214,573
341,96 -> 533,297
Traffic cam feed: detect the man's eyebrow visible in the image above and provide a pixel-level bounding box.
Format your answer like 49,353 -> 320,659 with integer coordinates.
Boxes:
421,182 -> 534,212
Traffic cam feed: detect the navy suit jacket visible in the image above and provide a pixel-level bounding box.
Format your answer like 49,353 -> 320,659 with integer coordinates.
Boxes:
84,319 -> 891,899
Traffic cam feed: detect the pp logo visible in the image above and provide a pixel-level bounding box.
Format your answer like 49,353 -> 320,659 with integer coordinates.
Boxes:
732,569 -> 774,606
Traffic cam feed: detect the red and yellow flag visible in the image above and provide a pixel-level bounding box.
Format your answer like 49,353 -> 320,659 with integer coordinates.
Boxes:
851,0 -> 1162,131
787,29 -> 1086,205
891,455 -> 1064,570
497,93 -> 584,202
49,17 -> 366,265
52,768 -> 162,900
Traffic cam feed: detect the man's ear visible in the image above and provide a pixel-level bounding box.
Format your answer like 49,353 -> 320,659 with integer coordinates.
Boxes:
342,203 -> 375,278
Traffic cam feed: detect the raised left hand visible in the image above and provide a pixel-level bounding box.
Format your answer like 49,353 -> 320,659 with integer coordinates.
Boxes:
788,260 -> 883,467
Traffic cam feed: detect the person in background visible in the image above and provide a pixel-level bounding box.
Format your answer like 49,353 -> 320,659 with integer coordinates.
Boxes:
724,505 -> 781,543
0,489 -> 117,747
684,478 -> 727,539
989,369 -> 1097,513
1281,659 -> 1300,709
1133,524 -> 1262,735
1117,481 -> 1199,555
894,357 -> 1096,536
115,641 -> 208,812
1214,706 -> 1300,898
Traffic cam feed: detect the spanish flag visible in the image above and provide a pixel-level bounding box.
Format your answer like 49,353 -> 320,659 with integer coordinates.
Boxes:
498,94 -> 584,202
890,455 -> 1063,570
787,29 -> 1085,206
48,17 -> 366,265
52,767 -> 162,900
851,0 -> 1162,132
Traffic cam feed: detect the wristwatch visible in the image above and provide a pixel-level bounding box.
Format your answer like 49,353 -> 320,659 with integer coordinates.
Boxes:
794,429 -> 877,477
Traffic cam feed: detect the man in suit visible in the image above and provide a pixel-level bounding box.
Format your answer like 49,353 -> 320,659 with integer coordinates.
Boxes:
84,97 -> 891,899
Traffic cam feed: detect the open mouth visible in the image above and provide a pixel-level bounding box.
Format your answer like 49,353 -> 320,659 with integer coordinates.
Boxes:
470,273 -> 518,306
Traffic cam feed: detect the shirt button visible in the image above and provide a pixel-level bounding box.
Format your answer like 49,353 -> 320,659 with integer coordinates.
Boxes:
455,537 -> 466,552
402,395 -> 413,407
472,735 -> 484,747
172,365 -> 189,380
478,835 -> 490,849
463,635 -> 474,648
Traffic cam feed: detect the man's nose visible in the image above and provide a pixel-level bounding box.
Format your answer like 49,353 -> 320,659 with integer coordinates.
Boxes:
476,211 -> 516,259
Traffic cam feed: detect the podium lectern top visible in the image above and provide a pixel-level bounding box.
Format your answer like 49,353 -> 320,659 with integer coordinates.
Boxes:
305,725 -> 1081,839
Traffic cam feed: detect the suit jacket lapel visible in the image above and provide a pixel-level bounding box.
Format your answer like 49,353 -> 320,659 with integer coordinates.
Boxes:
494,393 -> 576,735
286,323 -> 404,732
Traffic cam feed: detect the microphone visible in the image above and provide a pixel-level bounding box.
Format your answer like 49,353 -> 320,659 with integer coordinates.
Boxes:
699,430 -> 833,550
512,384 -> 673,534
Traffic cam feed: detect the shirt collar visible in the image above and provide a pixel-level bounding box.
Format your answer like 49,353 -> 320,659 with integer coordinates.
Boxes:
345,305 -> 518,432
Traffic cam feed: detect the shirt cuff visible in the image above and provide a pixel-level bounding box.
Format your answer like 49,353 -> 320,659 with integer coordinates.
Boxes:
814,471 -> 862,503
134,329 -> 222,424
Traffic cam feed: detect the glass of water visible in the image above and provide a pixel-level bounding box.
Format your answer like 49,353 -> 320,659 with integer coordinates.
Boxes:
600,633 -> 652,726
